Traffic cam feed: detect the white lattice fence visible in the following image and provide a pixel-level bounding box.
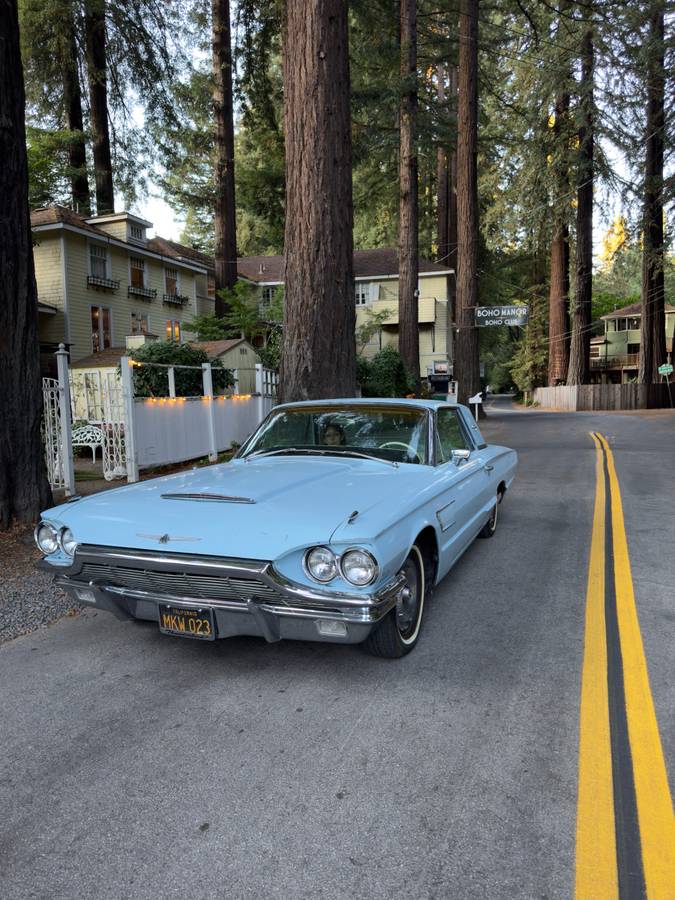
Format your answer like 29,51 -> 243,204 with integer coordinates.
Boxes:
42,378 -> 66,489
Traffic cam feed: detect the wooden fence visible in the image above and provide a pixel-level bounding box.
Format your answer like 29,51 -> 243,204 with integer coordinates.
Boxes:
534,383 -> 671,411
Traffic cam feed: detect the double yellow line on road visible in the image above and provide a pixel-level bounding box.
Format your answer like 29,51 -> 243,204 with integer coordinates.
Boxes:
575,433 -> 674,899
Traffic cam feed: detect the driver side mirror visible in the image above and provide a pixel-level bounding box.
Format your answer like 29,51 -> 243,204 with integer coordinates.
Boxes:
451,448 -> 471,466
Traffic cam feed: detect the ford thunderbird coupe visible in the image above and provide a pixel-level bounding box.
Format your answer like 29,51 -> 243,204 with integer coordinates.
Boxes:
36,399 -> 517,658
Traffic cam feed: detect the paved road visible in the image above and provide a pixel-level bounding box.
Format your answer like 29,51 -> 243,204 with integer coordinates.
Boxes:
1,403 -> 673,899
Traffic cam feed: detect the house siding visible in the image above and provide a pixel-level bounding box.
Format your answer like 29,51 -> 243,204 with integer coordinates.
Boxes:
34,230 -> 201,363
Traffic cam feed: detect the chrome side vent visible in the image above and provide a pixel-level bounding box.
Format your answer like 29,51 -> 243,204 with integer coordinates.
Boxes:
161,493 -> 256,504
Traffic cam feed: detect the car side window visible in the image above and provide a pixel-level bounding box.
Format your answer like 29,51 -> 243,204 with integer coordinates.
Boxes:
436,409 -> 470,464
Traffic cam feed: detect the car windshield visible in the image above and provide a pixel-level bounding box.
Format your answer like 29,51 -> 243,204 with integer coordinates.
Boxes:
241,405 -> 429,465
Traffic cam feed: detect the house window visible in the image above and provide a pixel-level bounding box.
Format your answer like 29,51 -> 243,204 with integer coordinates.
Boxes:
91,306 -> 111,352
590,346 -> 600,358
129,224 -> 145,243
627,343 -> 640,355
261,286 -> 275,307
627,317 -> 640,330
355,284 -> 369,306
130,257 -> 146,288
89,244 -> 109,279
166,319 -> 181,342
616,318 -> 629,331
207,275 -> 216,299
165,267 -> 179,296
131,311 -> 149,335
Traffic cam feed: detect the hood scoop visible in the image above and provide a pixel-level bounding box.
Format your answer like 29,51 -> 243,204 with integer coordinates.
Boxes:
161,492 -> 256,504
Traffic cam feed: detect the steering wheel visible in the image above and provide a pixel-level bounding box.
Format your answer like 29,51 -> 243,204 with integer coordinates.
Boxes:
379,441 -> 421,463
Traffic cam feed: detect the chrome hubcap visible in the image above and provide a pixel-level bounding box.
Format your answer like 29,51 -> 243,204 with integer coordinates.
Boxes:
396,558 -> 421,639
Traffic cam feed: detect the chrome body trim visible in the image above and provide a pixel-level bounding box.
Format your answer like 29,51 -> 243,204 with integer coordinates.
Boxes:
160,493 -> 256,504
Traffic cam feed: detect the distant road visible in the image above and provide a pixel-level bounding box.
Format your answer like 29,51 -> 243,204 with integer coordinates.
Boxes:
1,405 -> 673,899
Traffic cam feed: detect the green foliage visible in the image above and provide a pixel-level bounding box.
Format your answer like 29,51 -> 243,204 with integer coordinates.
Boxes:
122,341 -> 234,398
355,307 -> 392,355
26,127 -> 73,207
182,315 -> 230,341
219,281 -> 266,342
358,347 -> 415,397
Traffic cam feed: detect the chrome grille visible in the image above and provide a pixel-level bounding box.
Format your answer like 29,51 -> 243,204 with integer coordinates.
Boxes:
74,563 -> 283,603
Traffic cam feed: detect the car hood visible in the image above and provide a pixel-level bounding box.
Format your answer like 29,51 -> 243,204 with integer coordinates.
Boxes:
45,456 -> 433,561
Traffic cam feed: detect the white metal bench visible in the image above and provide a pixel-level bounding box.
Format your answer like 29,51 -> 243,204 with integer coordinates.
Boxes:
72,424 -> 106,463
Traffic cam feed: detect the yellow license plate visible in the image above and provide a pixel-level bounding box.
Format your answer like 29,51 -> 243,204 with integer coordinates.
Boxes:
158,605 -> 215,640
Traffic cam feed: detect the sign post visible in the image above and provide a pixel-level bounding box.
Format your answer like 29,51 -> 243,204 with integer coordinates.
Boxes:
658,363 -> 673,408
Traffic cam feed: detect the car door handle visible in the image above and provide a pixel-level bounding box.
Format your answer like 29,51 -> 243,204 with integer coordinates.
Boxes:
484,464 -> 494,473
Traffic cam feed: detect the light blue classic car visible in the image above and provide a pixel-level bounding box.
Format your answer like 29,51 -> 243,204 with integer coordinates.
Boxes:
36,399 -> 517,658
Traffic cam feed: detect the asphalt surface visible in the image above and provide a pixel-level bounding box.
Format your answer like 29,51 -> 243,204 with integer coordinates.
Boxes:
1,400 -> 673,900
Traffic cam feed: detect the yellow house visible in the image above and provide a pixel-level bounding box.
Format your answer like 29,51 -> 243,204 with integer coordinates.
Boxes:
235,248 -> 454,379
31,206 -> 211,370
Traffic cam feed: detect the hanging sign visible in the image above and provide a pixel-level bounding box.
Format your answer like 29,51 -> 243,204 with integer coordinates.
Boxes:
475,305 -> 529,327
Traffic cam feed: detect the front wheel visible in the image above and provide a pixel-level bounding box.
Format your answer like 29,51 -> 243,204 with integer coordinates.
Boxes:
364,545 -> 426,658
478,494 -> 499,538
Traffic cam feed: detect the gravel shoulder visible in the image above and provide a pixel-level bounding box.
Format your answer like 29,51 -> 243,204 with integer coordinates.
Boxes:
0,525 -> 78,645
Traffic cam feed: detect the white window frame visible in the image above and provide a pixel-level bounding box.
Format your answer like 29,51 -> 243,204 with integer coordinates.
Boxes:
128,223 -> 145,243
88,242 -> 110,280
165,267 -> 180,296
131,310 -> 149,335
355,283 -> 370,306
129,256 -> 146,289
90,304 -> 112,352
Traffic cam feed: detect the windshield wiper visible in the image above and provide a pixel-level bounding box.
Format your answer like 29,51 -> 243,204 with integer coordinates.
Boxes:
246,447 -> 399,467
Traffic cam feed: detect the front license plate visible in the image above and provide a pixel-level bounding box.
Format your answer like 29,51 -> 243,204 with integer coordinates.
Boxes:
158,605 -> 216,641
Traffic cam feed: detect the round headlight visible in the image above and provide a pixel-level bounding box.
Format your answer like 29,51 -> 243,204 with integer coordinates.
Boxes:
305,546 -> 338,583
340,549 -> 378,586
60,527 -> 77,557
35,522 -> 59,555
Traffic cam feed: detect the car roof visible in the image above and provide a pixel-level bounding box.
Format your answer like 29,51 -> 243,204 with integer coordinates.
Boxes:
274,397 -> 460,411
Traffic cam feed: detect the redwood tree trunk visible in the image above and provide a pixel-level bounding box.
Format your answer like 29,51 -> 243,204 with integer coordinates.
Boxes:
436,64 -> 448,263
63,2 -> 90,215
0,0 -> 52,528
639,2 -> 665,384
84,0 -> 114,214
455,0 -> 481,407
280,0 -> 356,401
547,75 -> 570,385
398,0 -> 419,384
212,0 -> 237,316
567,16 -> 593,385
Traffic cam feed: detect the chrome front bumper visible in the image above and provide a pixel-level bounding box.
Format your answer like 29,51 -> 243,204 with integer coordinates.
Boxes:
42,545 -> 405,645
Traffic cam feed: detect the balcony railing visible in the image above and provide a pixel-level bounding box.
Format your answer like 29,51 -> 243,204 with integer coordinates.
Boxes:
87,275 -> 120,291
162,293 -> 190,307
128,285 -> 157,300
590,353 -> 639,369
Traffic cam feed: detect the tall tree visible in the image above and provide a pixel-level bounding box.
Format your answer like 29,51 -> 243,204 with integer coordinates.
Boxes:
62,1 -> 90,214
398,0 -> 419,383
280,0 -> 356,401
455,0 -> 480,407
567,6 -> 594,385
0,0 -> 51,527
212,0 -> 237,315
84,0 -> 114,213
638,0 -> 665,384
547,7 -> 571,386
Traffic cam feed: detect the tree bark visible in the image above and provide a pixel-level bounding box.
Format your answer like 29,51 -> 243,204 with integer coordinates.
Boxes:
0,0 -> 52,528
455,0 -> 481,407
212,0 -> 237,317
280,0 -> 356,401
398,0 -> 419,385
639,2 -> 665,384
567,15 -> 593,385
84,0 -> 114,214
547,51 -> 570,386
63,2 -> 90,215
436,64 -> 448,263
